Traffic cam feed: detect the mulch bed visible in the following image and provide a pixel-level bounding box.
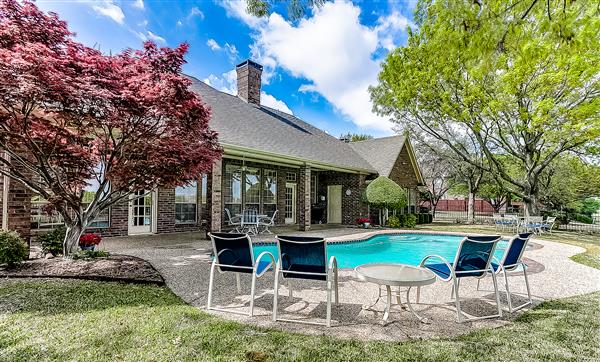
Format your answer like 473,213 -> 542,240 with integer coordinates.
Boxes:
0,255 -> 164,285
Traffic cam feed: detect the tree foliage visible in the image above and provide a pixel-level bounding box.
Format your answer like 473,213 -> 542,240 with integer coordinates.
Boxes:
0,0 -> 222,254
339,132 -> 373,142
363,176 -> 407,211
371,0 -> 600,216
246,0 -> 326,20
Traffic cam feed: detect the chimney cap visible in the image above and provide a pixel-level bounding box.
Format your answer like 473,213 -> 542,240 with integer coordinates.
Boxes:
236,59 -> 263,71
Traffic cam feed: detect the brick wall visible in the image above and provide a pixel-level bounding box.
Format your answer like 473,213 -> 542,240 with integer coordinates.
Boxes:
317,171 -> 368,225
298,166 -> 311,231
0,176 -> 32,241
388,146 -> 420,189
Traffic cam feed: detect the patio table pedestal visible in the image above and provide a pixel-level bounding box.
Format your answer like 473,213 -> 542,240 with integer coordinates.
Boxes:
354,263 -> 437,325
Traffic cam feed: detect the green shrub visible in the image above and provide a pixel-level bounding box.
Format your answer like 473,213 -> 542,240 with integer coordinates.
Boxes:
363,176 -> 407,210
71,250 -> 110,260
388,215 -> 401,228
0,230 -> 28,268
38,227 -> 65,256
402,214 -> 417,228
572,213 -> 593,224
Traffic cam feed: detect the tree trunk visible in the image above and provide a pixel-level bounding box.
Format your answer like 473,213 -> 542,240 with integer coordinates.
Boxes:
63,223 -> 84,256
467,192 -> 475,224
523,194 -> 540,217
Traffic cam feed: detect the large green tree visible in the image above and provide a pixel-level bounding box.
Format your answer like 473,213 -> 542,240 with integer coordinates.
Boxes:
371,0 -> 600,216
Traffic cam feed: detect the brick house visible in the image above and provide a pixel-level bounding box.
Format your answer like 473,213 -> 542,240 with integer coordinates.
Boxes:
0,59 -> 424,239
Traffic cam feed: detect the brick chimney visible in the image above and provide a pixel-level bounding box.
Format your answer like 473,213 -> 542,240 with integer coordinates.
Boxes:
236,59 -> 262,106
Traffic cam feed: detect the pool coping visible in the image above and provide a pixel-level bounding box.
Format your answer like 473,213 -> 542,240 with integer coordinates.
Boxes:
253,229 -> 514,246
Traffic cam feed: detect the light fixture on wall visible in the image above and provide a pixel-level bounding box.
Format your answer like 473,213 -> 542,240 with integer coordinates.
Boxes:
346,189 -> 352,196
320,195 -> 326,201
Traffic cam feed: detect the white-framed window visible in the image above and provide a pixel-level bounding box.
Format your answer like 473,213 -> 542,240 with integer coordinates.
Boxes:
224,164 -> 242,216
82,177 -> 110,228
244,167 -> 261,211
286,172 -> 297,183
175,182 -> 198,224
263,170 -> 277,216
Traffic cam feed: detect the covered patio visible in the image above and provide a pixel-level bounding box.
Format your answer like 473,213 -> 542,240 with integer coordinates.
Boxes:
101,229 -> 600,341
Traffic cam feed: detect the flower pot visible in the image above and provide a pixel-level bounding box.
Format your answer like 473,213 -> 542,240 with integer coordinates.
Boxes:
363,222 -> 370,229
80,245 -> 95,251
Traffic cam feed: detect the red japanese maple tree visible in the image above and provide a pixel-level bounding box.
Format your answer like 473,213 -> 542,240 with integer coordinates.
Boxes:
0,0 -> 221,254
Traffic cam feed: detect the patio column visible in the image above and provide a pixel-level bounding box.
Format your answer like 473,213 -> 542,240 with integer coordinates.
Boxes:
298,164 -> 311,231
209,161 -> 223,232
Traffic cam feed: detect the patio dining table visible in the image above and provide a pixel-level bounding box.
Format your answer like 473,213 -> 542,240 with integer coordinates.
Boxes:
355,263 -> 436,325
236,213 -> 268,234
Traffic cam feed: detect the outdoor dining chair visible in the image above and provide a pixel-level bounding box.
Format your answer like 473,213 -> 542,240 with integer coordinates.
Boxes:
224,208 -> 241,232
522,216 -> 544,234
273,235 -> 338,327
477,232 -> 534,312
258,210 -> 278,234
419,235 -> 503,323
541,217 -> 556,233
240,209 -> 260,235
207,233 -> 276,317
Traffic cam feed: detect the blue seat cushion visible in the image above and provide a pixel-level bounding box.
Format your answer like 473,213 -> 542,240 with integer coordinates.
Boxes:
282,264 -> 326,281
424,263 -> 452,279
256,260 -> 272,275
425,262 -> 490,278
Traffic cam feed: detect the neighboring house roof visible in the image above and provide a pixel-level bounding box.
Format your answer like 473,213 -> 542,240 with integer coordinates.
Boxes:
187,76 -> 376,174
349,135 -> 424,184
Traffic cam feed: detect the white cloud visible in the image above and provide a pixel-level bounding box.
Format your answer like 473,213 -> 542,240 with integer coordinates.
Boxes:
132,0 -> 144,10
206,39 -> 238,63
245,1 -> 408,131
220,0 -> 265,28
189,6 -> 205,20
91,0 -> 125,24
206,39 -> 221,51
203,70 -> 293,114
146,31 -> 166,44
261,92 -> 293,114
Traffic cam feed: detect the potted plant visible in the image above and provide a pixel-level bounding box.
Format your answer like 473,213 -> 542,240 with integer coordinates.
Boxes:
357,217 -> 371,229
79,233 -> 102,251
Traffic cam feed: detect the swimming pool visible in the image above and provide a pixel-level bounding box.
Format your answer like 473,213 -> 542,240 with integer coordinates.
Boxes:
253,233 -> 508,269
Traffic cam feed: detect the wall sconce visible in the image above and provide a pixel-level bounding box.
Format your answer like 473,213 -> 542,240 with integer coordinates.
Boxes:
346,189 -> 352,196
320,195 -> 326,201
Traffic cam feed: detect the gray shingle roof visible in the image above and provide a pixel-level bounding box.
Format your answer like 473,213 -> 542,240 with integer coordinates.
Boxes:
188,76 -> 377,173
348,135 -> 407,177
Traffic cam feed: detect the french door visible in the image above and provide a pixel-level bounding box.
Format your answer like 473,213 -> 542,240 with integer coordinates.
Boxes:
128,190 -> 155,235
284,183 -> 297,224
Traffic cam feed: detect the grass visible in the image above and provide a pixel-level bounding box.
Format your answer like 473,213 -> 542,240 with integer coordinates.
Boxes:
0,279 -> 599,362
416,223 -> 600,270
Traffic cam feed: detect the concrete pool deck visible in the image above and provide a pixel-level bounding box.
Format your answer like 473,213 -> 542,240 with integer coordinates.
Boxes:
102,228 -> 600,342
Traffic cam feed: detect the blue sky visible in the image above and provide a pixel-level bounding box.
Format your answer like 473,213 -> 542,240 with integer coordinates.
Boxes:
37,0 -> 416,138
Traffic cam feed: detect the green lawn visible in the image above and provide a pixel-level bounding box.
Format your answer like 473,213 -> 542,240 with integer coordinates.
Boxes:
416,223 -> 600,270
1,279 -> 599,362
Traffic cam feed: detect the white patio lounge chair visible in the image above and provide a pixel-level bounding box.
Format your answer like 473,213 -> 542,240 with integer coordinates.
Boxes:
207,233 -> 275,317
419,235 -> 503,323
273,235 -> 339,327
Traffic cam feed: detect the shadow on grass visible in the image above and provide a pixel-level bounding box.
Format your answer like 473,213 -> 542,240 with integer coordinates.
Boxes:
0,278 -> 184,316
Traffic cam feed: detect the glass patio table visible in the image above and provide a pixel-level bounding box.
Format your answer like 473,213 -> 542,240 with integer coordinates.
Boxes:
354,263 -> 437,325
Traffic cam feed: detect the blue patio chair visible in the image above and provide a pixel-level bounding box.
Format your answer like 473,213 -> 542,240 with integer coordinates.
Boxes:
273,236 -> 338,327
207,233 -> 275,317
419,235 -> 502,323
478,232 -> 534,312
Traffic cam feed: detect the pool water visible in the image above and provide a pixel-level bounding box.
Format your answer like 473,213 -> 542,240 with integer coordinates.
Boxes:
253,233 -> 508,269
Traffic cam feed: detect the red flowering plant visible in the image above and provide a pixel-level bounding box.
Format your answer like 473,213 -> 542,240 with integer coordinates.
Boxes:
356,218 -> 371,225
79,233 -> 102,247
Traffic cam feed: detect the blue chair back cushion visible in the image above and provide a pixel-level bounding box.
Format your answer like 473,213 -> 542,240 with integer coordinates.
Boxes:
454,236 -> 499,277
211,233 -> 253,274
278,236 -> 326,281
503,234 -> 531,269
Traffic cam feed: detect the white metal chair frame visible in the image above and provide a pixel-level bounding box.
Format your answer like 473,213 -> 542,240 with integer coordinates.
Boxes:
542,216 -> 556,234
477,234 -> 533,312
224,208 -> 241,232
419,236 -> 503,323
522,216 -> 544,234
207,233 -> 276,317
272,236 -> 339,327
258,210 -> 278,234
240,209 -> 260,235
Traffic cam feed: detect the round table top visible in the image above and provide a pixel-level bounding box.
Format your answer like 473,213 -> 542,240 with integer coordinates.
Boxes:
354,263 -> 437,287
